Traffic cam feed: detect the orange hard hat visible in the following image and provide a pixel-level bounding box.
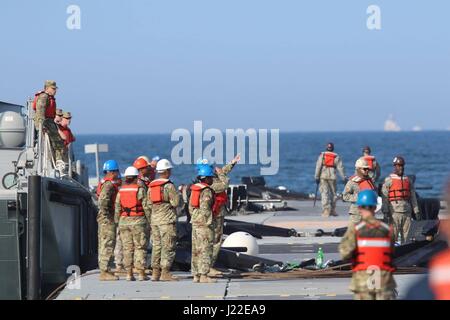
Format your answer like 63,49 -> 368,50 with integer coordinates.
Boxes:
133,158 -> 149,170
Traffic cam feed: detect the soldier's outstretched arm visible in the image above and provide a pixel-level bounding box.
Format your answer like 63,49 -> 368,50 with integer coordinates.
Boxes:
211,169 -> 229,193
339,226 -> 357,260
336,156 -> 346,180
222,153 -> 240,175
410,182 -> 421,219
314,154 -> 323,180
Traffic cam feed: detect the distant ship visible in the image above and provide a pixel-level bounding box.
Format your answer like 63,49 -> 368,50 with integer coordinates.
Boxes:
384,114 -> 401,132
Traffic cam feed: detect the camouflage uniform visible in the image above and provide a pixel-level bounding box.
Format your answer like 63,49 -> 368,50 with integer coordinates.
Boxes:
189,187 -> 214,276
114,185 -> 151,271
381,175 -> 420,242
343,175 -> 376,224
339,216 -> 397,300
145,181 -> 180,271
97,181 -> 119,272
33,92 -> 65,162
315,152 -> 346,215
210,163 -> 234,265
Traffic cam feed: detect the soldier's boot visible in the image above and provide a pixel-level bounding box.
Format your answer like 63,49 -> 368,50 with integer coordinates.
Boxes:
322,209 -> 330,217
330,209 -> 339,217
160,269 -> 179,282
138,270 -> 149,281
115,264 -> 125,273
199,275 -> 217,283
193,275 -> 200,283
208,268 -> 222,277
151,268 -> 161,282
126,269 -> 135,281
99,271 -> 119,281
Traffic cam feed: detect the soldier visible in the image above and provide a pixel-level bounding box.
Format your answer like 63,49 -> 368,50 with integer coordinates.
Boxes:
133,157 -> 152,190
343,158 -> 377,224
32,80 -> 58,129
114,166 -> 151,281
57,112 -> 76,164
314,142 -> 347,217
32,80 -> 65,162
189,164 -> 217,283
339,190 -> 396,300
54,108 -> 64,125
96,160 -> 122,281
147,159 -> 180,281
360,146 -> 381,183
199,155 -> 241,276
149,156 -> 160,181
381,156 -> 420,243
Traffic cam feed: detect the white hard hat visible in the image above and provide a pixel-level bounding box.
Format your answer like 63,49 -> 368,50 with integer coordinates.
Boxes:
355,158 -> 370,169
137,155 -> 151,163
222,232 -> 259,256
156,159 -> 173,172
124,166 -> 139,177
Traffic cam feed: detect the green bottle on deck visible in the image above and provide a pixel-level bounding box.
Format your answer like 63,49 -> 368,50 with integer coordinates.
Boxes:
316,247 -> 324,269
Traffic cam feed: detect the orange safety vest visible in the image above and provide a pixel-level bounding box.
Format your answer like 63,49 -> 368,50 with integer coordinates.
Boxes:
190,183 -> 214,208
119,183 -> 144,217
323,152 -> 337,168
212,191 -> 228,217
32,91 -> 56,119
96,177 -> 121,210
350,175 -> 376,191
429,249 -> 450,300
364,155 -> 376,170
388,174 -> 411,202
353,221 -> 394,272
149,178 -> 172,204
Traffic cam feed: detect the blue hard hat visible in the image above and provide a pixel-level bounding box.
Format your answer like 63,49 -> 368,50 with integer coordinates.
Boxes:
196,158 -> 209,169
356,190 -> 378,207
197,164 -> 214,177
103,160 -> 119,173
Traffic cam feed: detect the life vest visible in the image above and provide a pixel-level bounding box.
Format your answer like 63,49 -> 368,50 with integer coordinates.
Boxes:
149,178 -> 171,204
323,152 -> 337,168
212,191 -> 228,217
350,175 -> 376,191
32,91 -> 56,119
388,174 -> 411,202
58,125 -> 75,146
96,177 -> 121,210
352,220 -> 394,272
429,250 -> 450,300
119,183 -> 144,217
364,155 -> 376,170
190,183 -> 214,208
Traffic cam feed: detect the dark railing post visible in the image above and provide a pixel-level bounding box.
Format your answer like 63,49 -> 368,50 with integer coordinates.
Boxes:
27,175 -> 41,300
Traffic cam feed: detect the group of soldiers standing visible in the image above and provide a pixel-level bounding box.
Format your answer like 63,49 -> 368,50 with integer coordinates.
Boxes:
96,154 -> 240,283
315,142 -> 419,243
32,80 -> 76,167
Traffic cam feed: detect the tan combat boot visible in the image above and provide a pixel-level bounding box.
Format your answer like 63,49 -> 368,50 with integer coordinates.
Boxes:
199,275 -> 217,283
126,269 -> 136,281
193,275 -> 200,283
138,269 -> 149,281
208,267 -> 222,277
160,269 -> 179,282
99,271 -> 119,281
151,268 -> 161,281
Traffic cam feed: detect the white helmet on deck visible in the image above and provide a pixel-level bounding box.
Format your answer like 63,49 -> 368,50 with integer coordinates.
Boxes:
156,159 -> 173,173
124,166 -> 139,177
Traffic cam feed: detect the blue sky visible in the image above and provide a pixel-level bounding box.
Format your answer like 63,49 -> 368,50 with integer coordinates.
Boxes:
1,0 -> 449,133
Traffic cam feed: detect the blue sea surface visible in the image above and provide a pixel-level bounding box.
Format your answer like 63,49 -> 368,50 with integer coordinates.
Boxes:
73,131 -> 450,198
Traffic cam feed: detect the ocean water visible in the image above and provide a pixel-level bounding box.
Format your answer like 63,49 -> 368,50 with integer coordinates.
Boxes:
73,131 -> 450,198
